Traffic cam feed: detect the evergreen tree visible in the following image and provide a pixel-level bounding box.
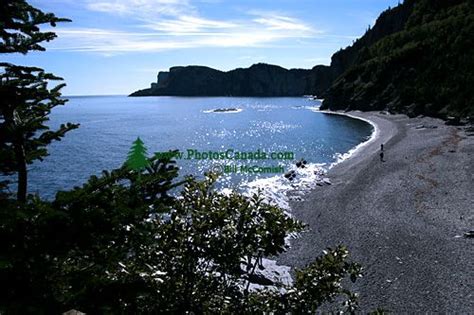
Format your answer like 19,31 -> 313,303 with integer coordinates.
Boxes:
0,0 -> 78,201
0,2 -> 368,313
126,137 -> 150,171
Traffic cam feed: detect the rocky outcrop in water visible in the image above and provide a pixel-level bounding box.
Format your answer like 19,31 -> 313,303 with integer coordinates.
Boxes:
131,0 -> 474,118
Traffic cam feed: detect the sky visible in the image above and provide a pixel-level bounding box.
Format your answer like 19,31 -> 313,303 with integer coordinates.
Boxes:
3,0 -> 401,95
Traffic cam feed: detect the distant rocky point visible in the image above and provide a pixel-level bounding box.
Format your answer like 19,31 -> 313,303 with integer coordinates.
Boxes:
130,63 -> 331,97
130,0 -> 474,119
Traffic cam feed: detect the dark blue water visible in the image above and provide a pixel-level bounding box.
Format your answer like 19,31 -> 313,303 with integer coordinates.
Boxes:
26,96 -> 372,199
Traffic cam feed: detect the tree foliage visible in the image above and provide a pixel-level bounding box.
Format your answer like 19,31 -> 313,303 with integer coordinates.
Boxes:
322,0 -> 474,118
0,1 -> 366,314
1,155 -> 362,314
0,0 -> 71,54
0,0 -> 77,201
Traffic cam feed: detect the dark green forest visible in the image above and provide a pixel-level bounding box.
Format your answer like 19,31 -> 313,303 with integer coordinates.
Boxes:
132,0 -> 474,119
2,0 -> 472,312
0,1 -> 363,313
320,0 -> 474,118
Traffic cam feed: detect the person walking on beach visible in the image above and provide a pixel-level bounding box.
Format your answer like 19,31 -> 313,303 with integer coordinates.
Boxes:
380,143 -> 385,162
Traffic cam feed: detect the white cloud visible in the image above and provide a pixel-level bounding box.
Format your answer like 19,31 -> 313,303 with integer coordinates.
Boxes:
46,1 -> 321,54
86,0 -> 193,17
51,28 -> 190,53
253,15 -> 312,32
144,15 -> 238,33
50,22 -> 315,54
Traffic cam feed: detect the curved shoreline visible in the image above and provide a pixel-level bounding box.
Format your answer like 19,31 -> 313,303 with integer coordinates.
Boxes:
279,111 -> 473,312
317,110 -> 381,168
320,111 -> 398,179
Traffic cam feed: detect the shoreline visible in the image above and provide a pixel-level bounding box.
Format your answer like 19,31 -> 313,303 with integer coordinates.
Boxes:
318,110 -> 381,169
278,111 -> 473,312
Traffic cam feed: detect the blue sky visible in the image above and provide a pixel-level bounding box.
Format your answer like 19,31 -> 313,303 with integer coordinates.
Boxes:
4,0 -> 400,95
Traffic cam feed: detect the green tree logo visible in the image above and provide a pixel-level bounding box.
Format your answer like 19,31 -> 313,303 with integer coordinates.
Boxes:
126,137 -> 149,171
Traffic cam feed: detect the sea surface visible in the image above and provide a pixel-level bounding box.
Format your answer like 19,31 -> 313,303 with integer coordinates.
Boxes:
25,96 -> 373,206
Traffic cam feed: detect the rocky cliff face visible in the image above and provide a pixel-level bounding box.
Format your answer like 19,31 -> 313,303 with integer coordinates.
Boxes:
131,0 -> 474,118
320,0 -> 474,118
130,64 -> 316,97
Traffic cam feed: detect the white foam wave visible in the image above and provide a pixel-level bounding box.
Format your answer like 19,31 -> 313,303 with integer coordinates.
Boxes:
216,164 -> 327,289
292,105 -> 320,111
219,110 -> 377,289
236,111 -> 377,213
239,162 -> 327,214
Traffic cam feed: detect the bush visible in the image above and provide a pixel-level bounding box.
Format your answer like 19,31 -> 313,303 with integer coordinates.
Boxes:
1,155 -> 362,313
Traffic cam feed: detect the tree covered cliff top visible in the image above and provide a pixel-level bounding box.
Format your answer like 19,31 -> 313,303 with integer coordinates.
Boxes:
321,0 -> 474,118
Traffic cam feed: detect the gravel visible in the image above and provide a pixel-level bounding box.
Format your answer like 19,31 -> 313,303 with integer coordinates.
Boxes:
278,112 -> 474,313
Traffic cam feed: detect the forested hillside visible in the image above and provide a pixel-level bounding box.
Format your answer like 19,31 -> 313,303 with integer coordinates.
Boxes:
131,0 -> 474,118
320,0 -> 474,118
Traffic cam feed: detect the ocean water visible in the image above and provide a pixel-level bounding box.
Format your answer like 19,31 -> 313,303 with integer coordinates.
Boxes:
25,96 -> 373,205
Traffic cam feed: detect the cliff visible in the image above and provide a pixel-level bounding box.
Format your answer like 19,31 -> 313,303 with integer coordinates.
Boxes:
130,63 -> 316,97
320,0 -> 474,118
130,0 -> 474,118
